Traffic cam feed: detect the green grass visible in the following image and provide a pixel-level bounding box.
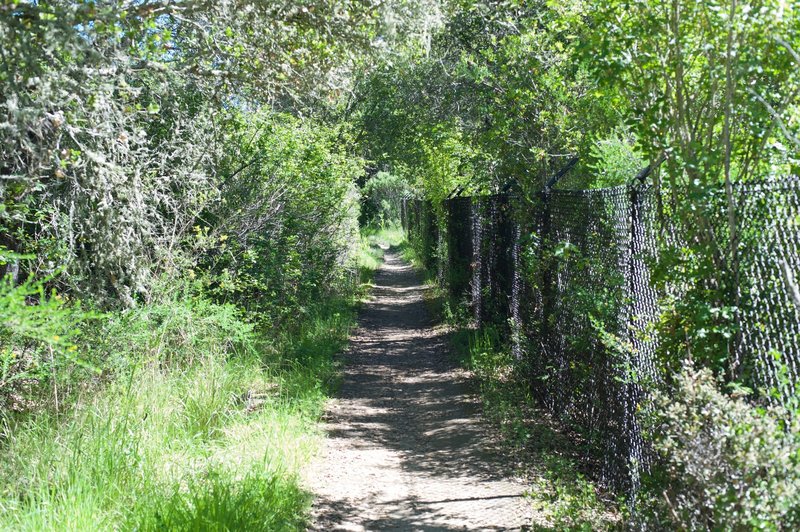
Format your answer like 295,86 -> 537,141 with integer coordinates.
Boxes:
356,232 -> 385,283
0,312 -> 342,530
1,359 -> 307,530
361,223 -> 407,249
0,246 -> 383,531
357,223 -> 412,278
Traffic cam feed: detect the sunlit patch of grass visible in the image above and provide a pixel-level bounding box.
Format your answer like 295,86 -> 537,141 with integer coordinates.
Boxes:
0,355 -> 313,530
356,223 -> 411,288
0,289 -> 367,530
362,223 -> 425,272
356,239 -> 383,287
361,223 -> 407,249
130,466 -> 309,532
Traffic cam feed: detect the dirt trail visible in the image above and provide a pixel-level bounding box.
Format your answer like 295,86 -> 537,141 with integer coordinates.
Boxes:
305,252 -> 532,531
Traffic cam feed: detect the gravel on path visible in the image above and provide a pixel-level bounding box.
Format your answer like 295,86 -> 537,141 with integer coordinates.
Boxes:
304,251 -> 532,531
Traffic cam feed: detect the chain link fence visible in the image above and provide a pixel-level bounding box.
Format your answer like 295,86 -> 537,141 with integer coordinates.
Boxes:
402,175 -> 800,493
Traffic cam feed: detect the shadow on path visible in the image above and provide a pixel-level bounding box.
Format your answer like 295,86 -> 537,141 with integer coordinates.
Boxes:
305,252 -> 532,531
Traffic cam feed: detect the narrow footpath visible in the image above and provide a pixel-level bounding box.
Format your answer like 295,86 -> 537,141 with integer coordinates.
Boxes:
305,252 -> 532,531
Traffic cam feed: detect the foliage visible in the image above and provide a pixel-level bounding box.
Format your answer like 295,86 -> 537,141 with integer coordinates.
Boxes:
0,115 -> 361,399
132,472 -> 308,532
529,454 -> 622,531
374,0 -> 800,380
587,129 -> 645,189
0,0 -> 440,304
1,1 -> 239,303
360,171 -> 411,225
640,363 -> 800,529
198,111 -> 364,329
0,0 -> 433,525
0,260 -> 99,411
583,0 -> 800,180
354,0 -> 629,203
581,0 -> 800,375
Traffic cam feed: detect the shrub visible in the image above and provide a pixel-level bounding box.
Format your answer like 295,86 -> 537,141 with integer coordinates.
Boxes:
0,262 -> 96,412
200,112 -> 363,331
587,128 -> 645,188
640,363 -> 800,530
95,280 -> 255,372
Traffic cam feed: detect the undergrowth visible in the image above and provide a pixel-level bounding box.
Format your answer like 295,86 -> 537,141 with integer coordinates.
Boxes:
453,326 -> 623,530
0,234 -> 385,531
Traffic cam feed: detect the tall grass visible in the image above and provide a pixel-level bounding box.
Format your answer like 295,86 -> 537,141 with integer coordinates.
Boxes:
0,251 -> 380,530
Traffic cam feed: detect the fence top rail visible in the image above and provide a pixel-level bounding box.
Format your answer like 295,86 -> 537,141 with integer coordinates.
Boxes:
550,184 -> 631,198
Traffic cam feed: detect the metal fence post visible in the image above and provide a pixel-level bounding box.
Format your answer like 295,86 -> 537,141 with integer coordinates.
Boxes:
628,185 -> 640,347
538,186 -> 553,365
471,198 -> 484,326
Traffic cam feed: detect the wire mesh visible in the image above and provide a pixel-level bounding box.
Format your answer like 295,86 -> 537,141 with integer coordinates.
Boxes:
403,176 -> 800,494
404,198 -> 438,271
445,197 -> 473,303
737,177 -> 800,401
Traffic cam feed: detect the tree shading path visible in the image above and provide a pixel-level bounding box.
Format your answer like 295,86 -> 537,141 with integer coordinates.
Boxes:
305,252 -> 532,530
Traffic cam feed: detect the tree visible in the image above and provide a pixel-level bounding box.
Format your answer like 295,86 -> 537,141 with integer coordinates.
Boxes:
0,0 -> 441,304
582,0 -> 800,376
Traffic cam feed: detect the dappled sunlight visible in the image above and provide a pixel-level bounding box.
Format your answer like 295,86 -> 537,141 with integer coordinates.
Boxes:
306,252 -> 533,529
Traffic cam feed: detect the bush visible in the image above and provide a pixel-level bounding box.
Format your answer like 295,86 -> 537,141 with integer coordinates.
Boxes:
0,262 -> 97,412
0,1 -> 392,306
200,112 -> 363,331
587,128 -> 645,188
640,363 -> 800,530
